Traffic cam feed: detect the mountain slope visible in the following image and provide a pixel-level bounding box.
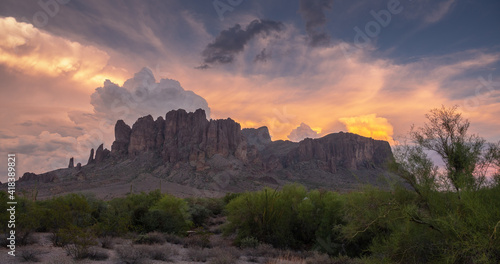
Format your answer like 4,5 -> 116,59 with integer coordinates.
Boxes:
14,109 -> 396,199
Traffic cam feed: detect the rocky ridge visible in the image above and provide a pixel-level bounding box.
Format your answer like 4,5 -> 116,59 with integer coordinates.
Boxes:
16,109 -> 395,198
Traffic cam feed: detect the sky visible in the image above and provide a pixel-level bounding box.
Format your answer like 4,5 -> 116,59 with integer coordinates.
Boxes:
0,0 -> 499,182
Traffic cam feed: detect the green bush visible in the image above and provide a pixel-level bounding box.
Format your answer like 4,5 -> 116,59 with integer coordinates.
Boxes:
226,184 -> 344,250
142,194 -> 192,233
133,232 -> 165,245
58,225 -> 97,259
186,197 -> 225,227
240,236 -> 260,249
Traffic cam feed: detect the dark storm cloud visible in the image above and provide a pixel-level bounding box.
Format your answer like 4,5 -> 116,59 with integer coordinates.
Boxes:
199,19 -> 284,67
298,0 -> 334,47
254,48 -> 271,63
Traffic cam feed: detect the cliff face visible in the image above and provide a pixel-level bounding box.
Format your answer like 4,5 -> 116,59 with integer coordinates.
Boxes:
242,126 -> 272,151
283,132 -> 393,173
112,109 -> 248,167
19,109 -> 394,189
109,109 -> 392,173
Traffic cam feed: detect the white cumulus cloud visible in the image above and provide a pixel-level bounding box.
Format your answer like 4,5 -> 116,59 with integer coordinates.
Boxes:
287,123 -> 320,142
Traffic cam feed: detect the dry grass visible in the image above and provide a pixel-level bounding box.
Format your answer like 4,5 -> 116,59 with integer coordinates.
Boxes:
133,231 -> 166,245
116,244 -> 178,263
209,247 -> 240,263
148,245 -> 178,261
164,233 -> 184,245
116,245 -> 151,264
99,235 -> 115,249
186,247 -> 214,262
19,249 -> 41,262
183,233 -> 211,248
87,247 -> 109,261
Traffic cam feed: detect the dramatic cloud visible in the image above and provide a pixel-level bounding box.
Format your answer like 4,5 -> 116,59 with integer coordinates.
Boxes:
176,36 -> 500,142
85,67 -> 211,127
298,0 -> 334,47
339,114 -> 394,144
1,1 -> 499,184
199,19 -> 284,67
287,123 -> 320,142
0,17 -> 124,86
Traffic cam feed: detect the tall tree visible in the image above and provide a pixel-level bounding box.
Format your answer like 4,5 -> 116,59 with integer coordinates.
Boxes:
396,105 -> 498,196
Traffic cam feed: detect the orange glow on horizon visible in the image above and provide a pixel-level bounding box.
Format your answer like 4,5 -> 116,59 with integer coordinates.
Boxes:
339,114 -> 395,144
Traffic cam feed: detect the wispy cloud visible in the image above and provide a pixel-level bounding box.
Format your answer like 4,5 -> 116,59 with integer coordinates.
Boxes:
424,0 -> 456,24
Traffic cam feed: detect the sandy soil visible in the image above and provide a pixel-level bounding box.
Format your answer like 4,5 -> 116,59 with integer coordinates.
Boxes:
0,232 -> 279,264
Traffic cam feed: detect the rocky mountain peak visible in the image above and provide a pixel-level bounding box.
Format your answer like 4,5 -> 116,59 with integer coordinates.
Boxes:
242,126 -> 272,151
17,109 -> 395,194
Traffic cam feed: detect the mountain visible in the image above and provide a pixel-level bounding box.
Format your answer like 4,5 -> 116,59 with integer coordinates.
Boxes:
14,109 -> 395,199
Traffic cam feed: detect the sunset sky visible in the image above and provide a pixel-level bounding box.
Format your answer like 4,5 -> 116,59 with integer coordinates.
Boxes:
1,0 -> 499,182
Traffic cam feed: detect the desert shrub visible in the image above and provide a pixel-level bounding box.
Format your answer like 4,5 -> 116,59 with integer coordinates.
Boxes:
209,247 -> 238,264
19,249 -> 41,262
116,245 -> 150,264
49,232 -> 65,247
35,193 -> 99,242
9,196 -> 41,245
183,230 -> 212,248
304,252 -> 331,264
187,247 -> 214,262
93,199 -> 131,236
87,247 -> 109,261
140,193 -> 192,234
148,245 -> 177,261
164,233 -> 183,244
99,236 -> 115,249
58,226 -> 97,259
340,187 -> 398,258
133,231 -> 165,245
188,202 -> 212,227
223,192 -> 241,205
240,236 -> 260,249
247,243 -> 281,258
18,231 -> 38,246
340,175 -> 500,263
226,184 -> 344,250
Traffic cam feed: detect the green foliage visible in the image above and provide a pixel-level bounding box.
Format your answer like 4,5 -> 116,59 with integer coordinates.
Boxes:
133,232 -> 166,245
0,194 -> 41,244
5,106 -> 499,264
36,193 -> 95,232
186,197 -> 225,227
239,236 -> 260,248
142,194 -> 192,233
226,184 -> 344,251
58,225 -> 97,259
349,106 -> 500,263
